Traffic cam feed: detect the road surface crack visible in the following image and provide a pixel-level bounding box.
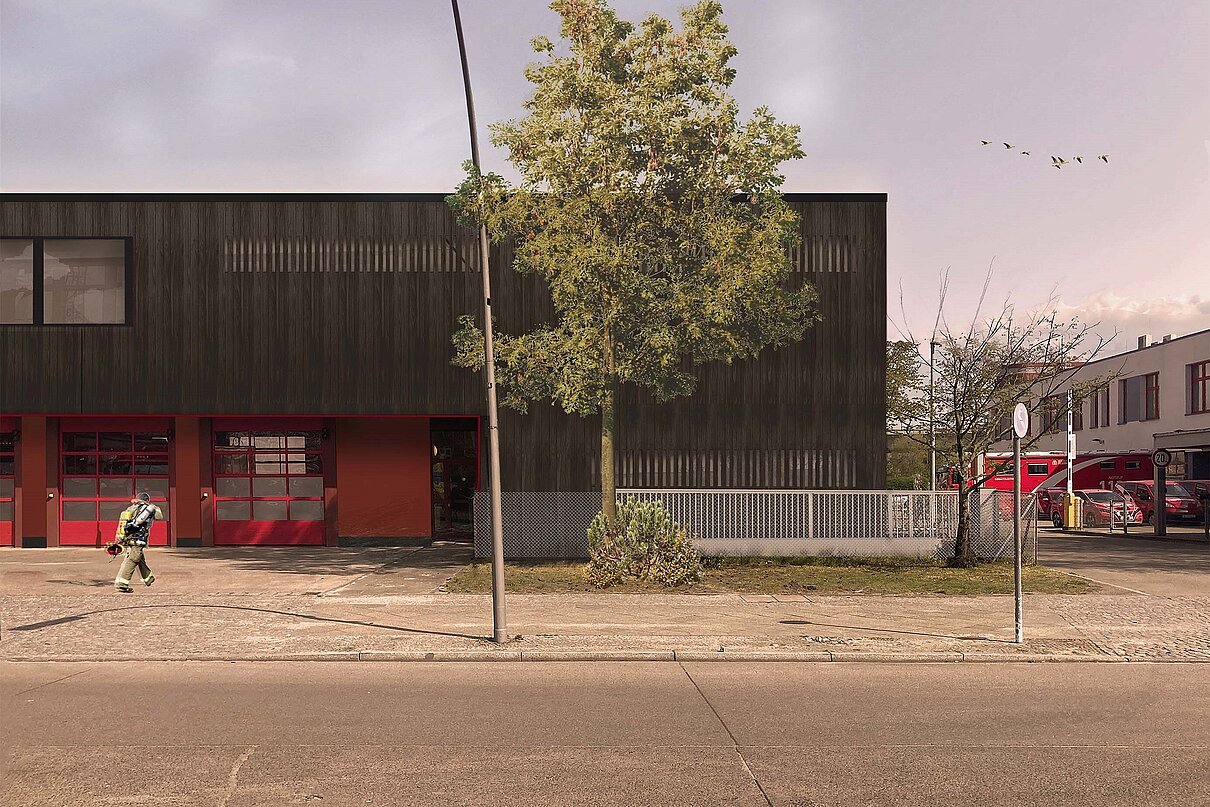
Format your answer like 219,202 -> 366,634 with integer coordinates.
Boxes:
679,662 -> 773,807
219,745 -> 256,807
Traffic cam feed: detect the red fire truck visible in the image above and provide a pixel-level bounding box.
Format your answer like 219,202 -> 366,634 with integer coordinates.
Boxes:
942,452 -> 1154,517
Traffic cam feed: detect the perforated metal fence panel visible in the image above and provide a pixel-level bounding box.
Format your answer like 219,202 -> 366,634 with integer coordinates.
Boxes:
473,491 -> 601,559
473,489 -> 1029,560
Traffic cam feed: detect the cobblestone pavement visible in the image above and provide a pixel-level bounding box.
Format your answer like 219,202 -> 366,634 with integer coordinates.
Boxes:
1046,595 -> 1210,660
1,591 -> 1206,661
3,544 -> 1208,662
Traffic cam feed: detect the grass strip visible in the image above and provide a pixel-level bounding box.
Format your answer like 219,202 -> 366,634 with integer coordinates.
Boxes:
445,556 -> 1096,595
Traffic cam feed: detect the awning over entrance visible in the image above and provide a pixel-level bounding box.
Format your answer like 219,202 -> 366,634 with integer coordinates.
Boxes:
1154,427 -> 1210,451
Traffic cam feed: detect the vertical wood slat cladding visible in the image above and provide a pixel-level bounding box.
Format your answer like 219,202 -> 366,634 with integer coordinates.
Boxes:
0,194 -> 885,491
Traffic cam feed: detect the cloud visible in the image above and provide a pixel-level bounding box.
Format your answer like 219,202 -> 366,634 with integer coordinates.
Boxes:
1055,290 -> 1210,350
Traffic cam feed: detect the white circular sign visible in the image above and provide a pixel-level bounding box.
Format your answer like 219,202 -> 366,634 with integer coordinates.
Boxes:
1012,403 -> 1030,439
1153,449 -> 1172,468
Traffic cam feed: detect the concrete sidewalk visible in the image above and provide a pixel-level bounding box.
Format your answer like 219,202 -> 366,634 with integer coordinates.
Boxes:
3,544 -> 1209,663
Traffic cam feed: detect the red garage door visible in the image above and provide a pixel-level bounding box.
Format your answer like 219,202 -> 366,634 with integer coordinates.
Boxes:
212,425 -> 326,545
0,428 -> 14,546
60,426 -> 170,546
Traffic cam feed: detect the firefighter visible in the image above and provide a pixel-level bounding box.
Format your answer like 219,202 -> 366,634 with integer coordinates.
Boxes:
112,491 -> 162,593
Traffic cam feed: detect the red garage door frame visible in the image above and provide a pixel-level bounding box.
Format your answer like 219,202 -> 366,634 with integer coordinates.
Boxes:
58,417 -> 171,547
211,418 -> 328,546
0,417 -> 15,547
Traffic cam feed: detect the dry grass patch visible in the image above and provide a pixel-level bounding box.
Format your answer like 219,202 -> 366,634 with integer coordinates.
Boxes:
445,556 -> 1096,595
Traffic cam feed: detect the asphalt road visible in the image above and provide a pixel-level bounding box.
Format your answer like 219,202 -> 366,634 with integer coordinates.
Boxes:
2,661 -> 1207,806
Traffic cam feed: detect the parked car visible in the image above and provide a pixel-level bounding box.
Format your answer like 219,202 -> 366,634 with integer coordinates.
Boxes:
1181,480 -> 1210,502
1180,480 -> 1210,520
1041,489 -> 1064,522
1116,481 -> 1203,525
1048,489 -> 1142,529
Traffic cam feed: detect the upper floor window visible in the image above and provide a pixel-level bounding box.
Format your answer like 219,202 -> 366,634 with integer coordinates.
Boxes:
0,238 -> 131,325
1040,394 -> 1080,433
1120,372 -> 1160,424
1144,372 -> 1160,420
1089,384 -> 1110,428
1041,395 -> 1063,434
1190,360 -> 1210,415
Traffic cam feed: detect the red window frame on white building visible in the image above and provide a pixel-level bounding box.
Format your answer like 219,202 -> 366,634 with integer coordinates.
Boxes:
1144,372 -> 1160,421
1191,360 -> 1210,415
1089,384 -> 1109,429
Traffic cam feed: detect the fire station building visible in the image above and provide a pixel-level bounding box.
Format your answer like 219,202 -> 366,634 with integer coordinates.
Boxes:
0,193 -> 886,549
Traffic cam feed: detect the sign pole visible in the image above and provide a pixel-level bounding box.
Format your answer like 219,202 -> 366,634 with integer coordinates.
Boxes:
1013,433 -> 1023,644
1152,449 -> 1172,538
1012,403 -> 1029,644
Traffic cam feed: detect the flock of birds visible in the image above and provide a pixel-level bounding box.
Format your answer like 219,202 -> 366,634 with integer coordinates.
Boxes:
981,140 -> 1108,168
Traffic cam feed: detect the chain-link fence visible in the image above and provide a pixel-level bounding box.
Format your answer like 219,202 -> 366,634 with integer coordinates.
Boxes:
969,489 -> 1039,563
475,489 -> 1035,561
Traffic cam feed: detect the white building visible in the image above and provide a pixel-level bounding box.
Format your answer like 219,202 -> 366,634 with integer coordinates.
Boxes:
997,328 -> 1210,480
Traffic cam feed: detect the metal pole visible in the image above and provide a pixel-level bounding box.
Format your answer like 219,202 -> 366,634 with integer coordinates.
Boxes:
929,339 -> 938,533
1013,433 -> 1023,644
1154,460 -> 1167,537
929,340 -> 937,491
452,0 -> 507,643
1065,388 -> 1075,529
1121,487 -> 1129,536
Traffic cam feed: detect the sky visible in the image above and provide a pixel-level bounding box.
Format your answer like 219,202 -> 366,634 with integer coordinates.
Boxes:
2,0 -> 1208,351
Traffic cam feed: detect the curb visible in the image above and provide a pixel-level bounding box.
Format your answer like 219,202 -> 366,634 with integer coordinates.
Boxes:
5,651 -> 1201,663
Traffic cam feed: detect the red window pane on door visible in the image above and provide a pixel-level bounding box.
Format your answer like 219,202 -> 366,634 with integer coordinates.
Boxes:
213,430 -> 325,545
60,431 -> 170,546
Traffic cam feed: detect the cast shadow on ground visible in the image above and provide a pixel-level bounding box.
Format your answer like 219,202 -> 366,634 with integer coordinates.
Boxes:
778,618 -> 1012,644
1040,535 -> 1210,574
4,603 -> 485,642
168,541 -> 475,578
42,579 -> 110,588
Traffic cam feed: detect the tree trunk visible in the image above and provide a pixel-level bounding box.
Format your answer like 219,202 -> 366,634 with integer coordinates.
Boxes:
952,484 -> 975,567
600,333 -> 617,526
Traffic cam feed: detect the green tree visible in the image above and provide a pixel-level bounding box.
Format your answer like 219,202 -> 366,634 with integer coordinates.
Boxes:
886,435 -> 930,490
894,273 -> 1115,564
448,0 -> 816,523
886,340 -> 923,428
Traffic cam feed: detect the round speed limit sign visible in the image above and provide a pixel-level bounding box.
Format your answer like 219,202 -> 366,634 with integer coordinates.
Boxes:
1012,403 -> 1029,439
1153,449 -> 1172,468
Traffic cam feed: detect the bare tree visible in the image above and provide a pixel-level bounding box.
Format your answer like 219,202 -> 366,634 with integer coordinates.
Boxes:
893,268 -> 1118,565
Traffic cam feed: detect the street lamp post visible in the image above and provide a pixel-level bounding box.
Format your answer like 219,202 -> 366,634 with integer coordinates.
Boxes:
451,0 -> 508,643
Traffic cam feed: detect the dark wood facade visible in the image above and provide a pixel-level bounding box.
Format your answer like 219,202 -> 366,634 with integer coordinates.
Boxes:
1,193 -> 886,490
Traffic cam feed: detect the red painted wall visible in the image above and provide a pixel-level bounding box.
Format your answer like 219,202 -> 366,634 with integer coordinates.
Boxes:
336,418 -> 431,538
17,417 -> 48,547
173,417 -> 202,545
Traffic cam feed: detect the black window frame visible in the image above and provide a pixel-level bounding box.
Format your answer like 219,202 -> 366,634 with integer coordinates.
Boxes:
0,236 -> 134,326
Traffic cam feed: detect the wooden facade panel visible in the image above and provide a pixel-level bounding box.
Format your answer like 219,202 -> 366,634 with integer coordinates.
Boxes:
1,194 -> 885,490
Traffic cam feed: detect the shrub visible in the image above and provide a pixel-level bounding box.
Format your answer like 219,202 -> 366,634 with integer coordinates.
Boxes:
585,499 -> 701,588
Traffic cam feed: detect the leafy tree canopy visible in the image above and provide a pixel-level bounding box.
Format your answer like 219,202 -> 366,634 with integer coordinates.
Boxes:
448,0 -> 816,418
